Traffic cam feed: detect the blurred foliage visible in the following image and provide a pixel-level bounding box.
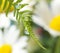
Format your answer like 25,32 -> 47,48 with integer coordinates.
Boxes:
46,0 -> 52,4
27,23 -> 60,53
27,27 -> 60,53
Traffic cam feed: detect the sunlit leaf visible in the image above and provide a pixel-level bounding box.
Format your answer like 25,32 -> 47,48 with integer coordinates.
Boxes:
0,0 -> 2,6
6,0 -> 14,16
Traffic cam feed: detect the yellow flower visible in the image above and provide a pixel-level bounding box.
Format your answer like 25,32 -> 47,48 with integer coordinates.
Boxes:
0,25 -> 28,53
0,44 -> 12,53
49,15 -> 60,31
32,0 -> 60,37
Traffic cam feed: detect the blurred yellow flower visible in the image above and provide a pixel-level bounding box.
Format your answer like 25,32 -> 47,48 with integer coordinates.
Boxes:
0,44 -> 12,53
49,15 -> 60,31
32,0 -> 60,37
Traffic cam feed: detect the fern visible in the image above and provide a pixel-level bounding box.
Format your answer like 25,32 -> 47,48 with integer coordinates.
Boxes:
0,0 -> 46,50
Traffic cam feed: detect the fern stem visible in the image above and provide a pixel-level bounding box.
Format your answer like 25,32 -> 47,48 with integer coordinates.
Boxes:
23,21 -> 47,50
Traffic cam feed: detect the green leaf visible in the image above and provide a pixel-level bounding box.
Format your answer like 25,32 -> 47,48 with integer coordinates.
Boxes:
13,0 -> 22,5
54,37 -> 60,53
16,10 -> 19,20
14,7 -> 16,16
6,0 -> 14,16
46,0 -> 51,4
3,0 -> 8,10
16,0 -> 22,3
0,0 -> 2,6
16,4 -> 28,10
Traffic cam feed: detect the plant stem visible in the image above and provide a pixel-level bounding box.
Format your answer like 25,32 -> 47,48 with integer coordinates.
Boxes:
54,36 -> 60,53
